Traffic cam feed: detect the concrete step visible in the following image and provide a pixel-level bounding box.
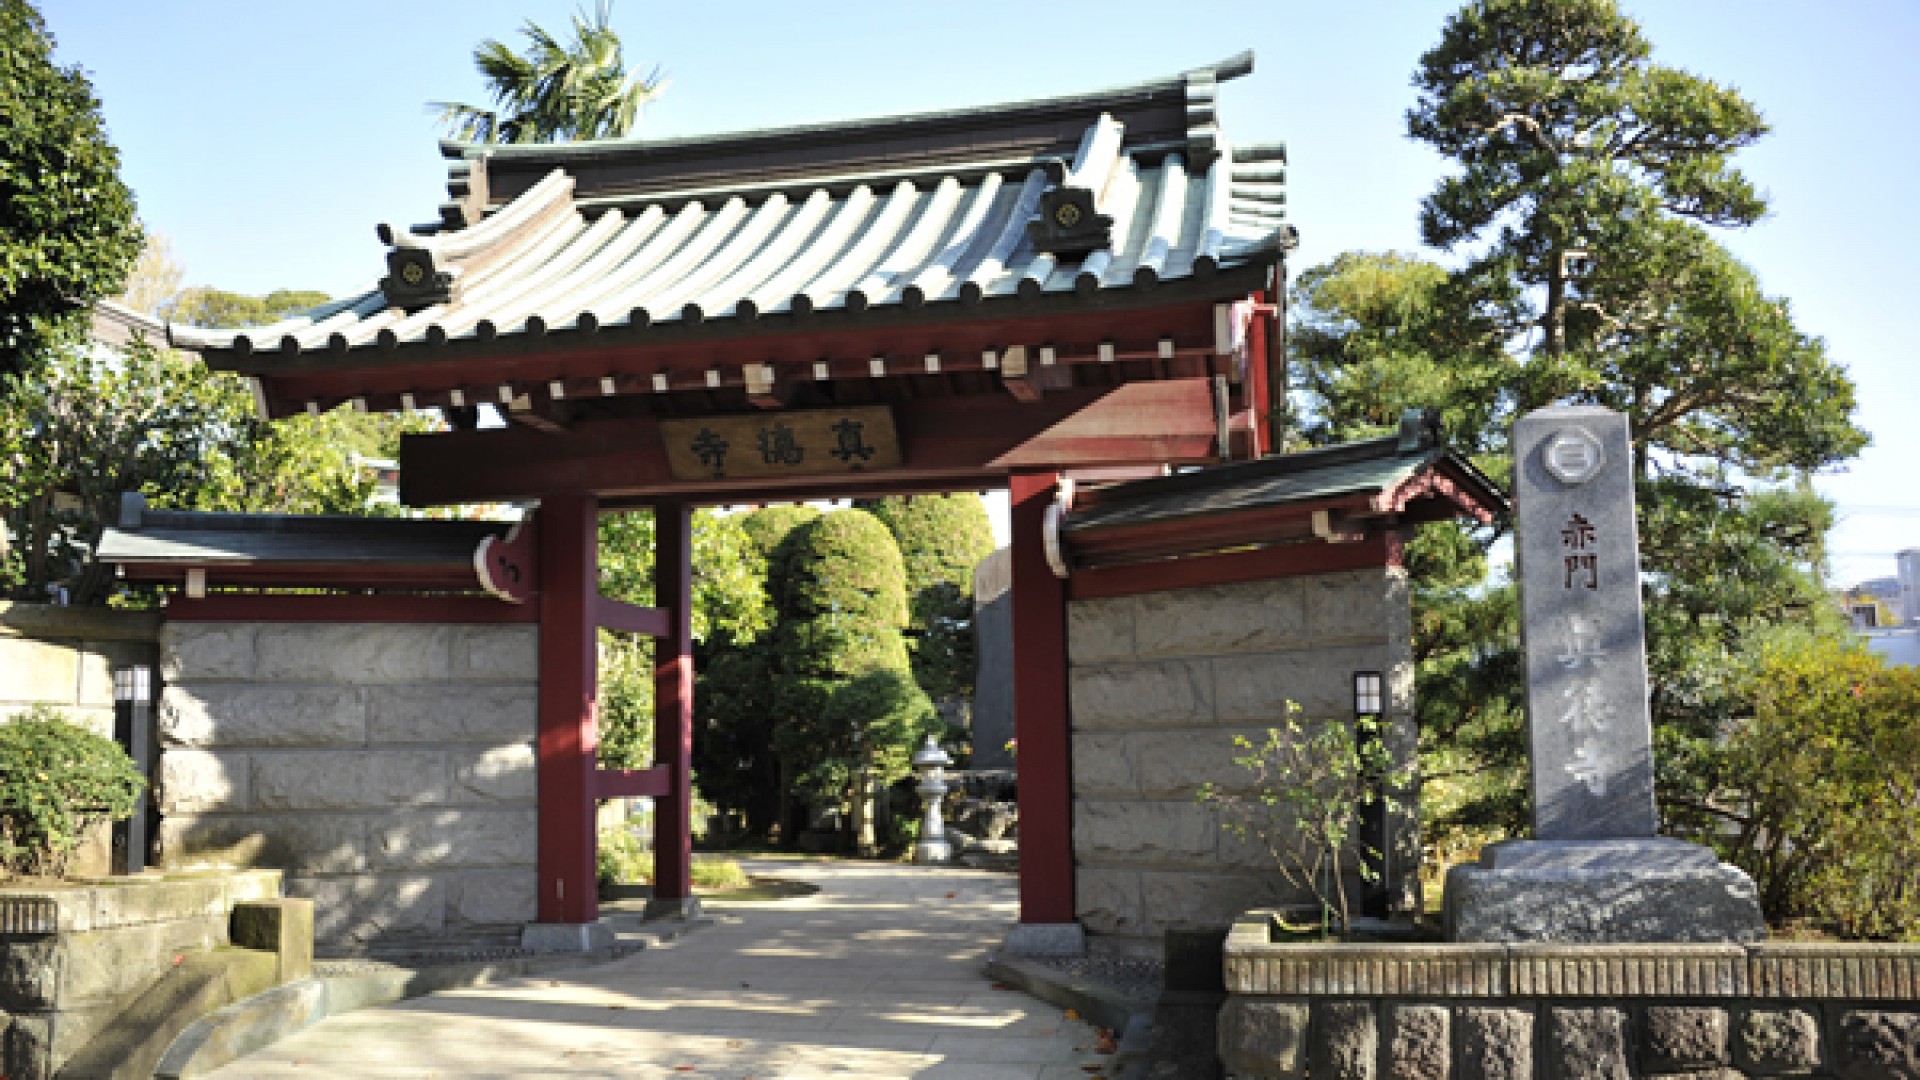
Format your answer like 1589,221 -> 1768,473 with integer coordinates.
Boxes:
57,947 -> 278,1080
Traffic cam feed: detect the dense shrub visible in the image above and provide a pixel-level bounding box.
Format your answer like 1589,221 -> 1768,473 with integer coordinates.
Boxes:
1724,637 -> 1920,940
0,706 -> 145,877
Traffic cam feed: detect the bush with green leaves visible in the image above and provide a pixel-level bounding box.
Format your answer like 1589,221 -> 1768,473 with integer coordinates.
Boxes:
0,706 -> 145,878
594,825 -> 748,895
1722,635 -> 1920,940
1199,704 -> 1410,935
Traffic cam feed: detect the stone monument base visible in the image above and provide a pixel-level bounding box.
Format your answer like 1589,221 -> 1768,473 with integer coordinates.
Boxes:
1444,838 -> 1765,943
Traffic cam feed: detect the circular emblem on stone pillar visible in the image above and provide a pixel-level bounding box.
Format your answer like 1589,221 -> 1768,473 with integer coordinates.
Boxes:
1543,428 -> 1606,485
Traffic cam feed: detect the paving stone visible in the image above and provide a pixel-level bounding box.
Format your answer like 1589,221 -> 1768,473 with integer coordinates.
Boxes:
1385,1003 -> 1450,1080
1549,1006 -> 1632,1080
1737,1007 -> 1822,1073
1218,998 -> 1308,1078
1458,1006 -> 1533,1080
1311,1000 -> 1377,1080
1838,1010 -> 1920,1080
1644,1005 -> 1730,1071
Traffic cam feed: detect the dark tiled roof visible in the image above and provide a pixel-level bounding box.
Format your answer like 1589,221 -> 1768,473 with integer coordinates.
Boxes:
1066,427 -> 1507,538
99,496 -> 510,578
169,54 -> 1290,366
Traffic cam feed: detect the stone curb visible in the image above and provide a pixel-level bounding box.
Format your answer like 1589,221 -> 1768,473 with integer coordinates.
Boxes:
984,952 -> 1156,1071
1225,936 -> 1920,1001
153,918 -> 704,1077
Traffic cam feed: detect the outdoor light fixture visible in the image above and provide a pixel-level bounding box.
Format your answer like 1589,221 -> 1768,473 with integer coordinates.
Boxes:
1353,671 -> 1383,717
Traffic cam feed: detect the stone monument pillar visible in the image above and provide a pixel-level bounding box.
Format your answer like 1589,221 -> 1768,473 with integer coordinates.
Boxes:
1445,405 -> 1764,943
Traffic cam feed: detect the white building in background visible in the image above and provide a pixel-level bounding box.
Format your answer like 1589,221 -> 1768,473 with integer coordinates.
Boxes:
1899,549 -> 1920,626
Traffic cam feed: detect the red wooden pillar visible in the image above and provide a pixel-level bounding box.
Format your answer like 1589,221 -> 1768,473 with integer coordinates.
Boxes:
536,491 -> 600,924
652,500 -> 695,904
1009,469 -> 1074,925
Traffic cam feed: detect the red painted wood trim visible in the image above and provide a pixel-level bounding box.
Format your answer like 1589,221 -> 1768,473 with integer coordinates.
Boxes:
264,301 -> 1226,411
163,594 -> 535,623
596,596 -> 670,638
400,382 -> 1220,507
1244,288 -> 1270,459
1066,534 -> 1399,601
536,495 -> 601,925
652,501 -> 695,903
595,766 -> 672,799
123,563 -> 482,590
1009,469 -> 1075,925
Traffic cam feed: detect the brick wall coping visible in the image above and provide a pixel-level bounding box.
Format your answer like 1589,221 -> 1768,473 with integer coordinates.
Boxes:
0,869 -> 282,934
1225,910 -> 1920,1001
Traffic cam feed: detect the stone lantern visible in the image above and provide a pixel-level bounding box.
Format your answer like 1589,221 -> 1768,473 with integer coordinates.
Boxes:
911,735 -> 954,865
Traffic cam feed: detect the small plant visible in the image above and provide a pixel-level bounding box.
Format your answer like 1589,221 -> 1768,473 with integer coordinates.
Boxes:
595,825 -> 750,895
0,706 -> 146,878
1198,703 -> 1409,935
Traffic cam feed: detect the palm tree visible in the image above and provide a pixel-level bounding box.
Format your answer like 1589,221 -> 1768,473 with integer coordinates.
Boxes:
431,2 -> 663,144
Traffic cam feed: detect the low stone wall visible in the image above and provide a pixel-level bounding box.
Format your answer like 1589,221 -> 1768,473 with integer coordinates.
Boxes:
156,621 -> 539,945
1219,910 -> 1920,1078
1067,569 -> 1415,940
0,869 -> 282,1079
0,602 -> 159,734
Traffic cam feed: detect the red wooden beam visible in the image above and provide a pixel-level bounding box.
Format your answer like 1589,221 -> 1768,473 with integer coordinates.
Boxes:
1066,533 -> 1405,601
122,563 -> 483,591
400,381 -> 1221,507
595,766 -> 672,799
1010,469 -> 1074,926
536,494 -> 601,925
652,500 -> 695,905
163,593 -> 535,623
597,595 -> 670,637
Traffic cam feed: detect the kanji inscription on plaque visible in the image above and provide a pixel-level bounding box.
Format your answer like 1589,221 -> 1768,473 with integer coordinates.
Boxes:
660,406 -> 901,480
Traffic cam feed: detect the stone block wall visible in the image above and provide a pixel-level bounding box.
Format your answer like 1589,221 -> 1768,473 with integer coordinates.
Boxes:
156,621 -> 539,945
0,602 -> 160,735
1220,915 -> 1920,1079
1067,568 -> 1415,939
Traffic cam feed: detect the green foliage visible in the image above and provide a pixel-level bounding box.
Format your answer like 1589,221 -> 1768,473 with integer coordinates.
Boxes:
803,669 -> 941,795
595,825 -> 749,894
162,287 -> 331,330
1725,637 -> 1920,940
0,0 -> 141,376
858,494 -> 995,702
0,706 -> 144,878
1199,705 -> 1411,934
433,0 -> 663,144
596,509 -> 773,770
0,334 -> 430,604
1291,2 -> 1868,861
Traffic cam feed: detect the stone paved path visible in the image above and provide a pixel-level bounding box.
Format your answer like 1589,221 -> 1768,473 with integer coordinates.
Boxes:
207,860 -> 1119,1079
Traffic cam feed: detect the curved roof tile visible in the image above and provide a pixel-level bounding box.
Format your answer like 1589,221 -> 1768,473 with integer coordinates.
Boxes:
179,51 -> 1293,365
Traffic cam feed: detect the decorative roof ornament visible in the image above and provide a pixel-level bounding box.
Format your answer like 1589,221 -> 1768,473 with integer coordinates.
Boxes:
1028,114 -> 1123,257
379,242 -> 456,312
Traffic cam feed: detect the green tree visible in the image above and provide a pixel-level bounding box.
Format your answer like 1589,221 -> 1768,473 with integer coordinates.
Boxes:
163,287 -> 331,330
433,1 -> 663,145
857,494 -> 996,704
766,509 -> 935,851
0,337 -> 250,603
0,0 -> 141,377
595,508 -> 772,771
691,504 -> 816,835
1293,0 -> 1870,856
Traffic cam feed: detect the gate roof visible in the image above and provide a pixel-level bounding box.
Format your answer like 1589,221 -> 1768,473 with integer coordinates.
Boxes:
165,53 -> 1293,506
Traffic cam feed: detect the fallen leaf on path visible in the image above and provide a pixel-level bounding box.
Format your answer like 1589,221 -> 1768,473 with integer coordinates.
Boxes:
1063,1008 -> 1080,1020
990,982 -> 1014,990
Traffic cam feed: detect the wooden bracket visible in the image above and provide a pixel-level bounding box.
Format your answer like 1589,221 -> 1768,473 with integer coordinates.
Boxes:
475,518 -> 537,602
1000,346 -> 1073,403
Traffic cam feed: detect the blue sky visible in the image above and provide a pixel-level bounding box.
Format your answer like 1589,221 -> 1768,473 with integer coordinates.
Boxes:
39,0 -> 1920,585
